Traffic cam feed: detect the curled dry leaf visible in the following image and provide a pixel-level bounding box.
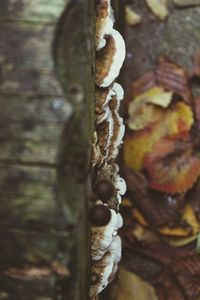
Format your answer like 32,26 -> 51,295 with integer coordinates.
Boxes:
124,102 -> 193,171
145,0 -> 169,21
124,167 -> 200,237
156,56 -> 192,102
124,168 -> 184,228
128,86 -> 173,130
165,234 -> 198,247
182,204 -> 200,235
159,204 -> 200,237
132,208 -> 193,237
144,137 -> 200,194
121,223 -> 199,300
163,204 -> 200,246
125,6 -> 141,26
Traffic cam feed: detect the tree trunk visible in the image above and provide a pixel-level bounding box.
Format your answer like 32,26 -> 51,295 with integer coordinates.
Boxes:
0,1 -> 94,299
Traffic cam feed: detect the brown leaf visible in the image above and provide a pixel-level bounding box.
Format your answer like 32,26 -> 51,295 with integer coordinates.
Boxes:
132,71 -> 157,97
124,101 -> 194,171
156,56 -> 192,102
172,254 -> 200,299
133,241 -> 192,265
144,137 -> 200,194
145,0 -> 169,21
155,273 -> 185,300
128,86 -> 173,130
122,239 -> 196,299
124,168 -> 184,227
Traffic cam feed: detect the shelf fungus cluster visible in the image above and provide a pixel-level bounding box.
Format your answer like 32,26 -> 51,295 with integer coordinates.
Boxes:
90,0 -> 126,298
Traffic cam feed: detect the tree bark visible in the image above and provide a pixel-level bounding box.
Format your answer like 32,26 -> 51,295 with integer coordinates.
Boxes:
0,1 -> 94,299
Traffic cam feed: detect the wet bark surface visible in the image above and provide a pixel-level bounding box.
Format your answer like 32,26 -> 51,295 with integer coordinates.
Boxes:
0,1 -> 94,299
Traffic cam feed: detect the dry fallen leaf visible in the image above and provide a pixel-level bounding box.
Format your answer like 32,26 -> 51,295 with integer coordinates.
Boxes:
156,56 -> 192,102
165,234 -> 198,247
182,204 -> 200,235
144,138 -> 200,194
132,208 -> 192,237
145,0 -> 169,21
171,254 -> 200,299
125,6 -> 141,26
124,169 -> 187,228
128,86 -> 173,130
124,102 -> 193,171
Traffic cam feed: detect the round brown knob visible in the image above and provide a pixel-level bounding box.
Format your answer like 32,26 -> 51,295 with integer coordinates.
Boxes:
94,179 -> 115,201
90,204 -> 111,226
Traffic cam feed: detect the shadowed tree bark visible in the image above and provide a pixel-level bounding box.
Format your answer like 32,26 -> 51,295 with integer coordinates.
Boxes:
0,1 -> 94,299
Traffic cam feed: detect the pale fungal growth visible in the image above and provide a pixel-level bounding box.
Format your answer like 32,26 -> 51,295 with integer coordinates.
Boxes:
96,105 -> 110,124
90,235 -> 122,298
96,29 -> 126,88
108,83 -> 125,159
96,111 -> 114,163
95,83 -> 125,163
91,205 -> 123,261
96,0 -> 114,51
90,0 -> 126,297
115,175 -> 127,196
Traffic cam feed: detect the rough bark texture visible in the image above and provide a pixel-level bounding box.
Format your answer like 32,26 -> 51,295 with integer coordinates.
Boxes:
0,1 -> 94,300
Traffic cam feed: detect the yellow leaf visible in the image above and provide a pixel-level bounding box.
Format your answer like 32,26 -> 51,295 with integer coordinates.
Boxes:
132,209 -> 148,226
122,197 -> 133,207
159,225 -> 191,237
132,208 -> 191,237
124,102 -> 193,171
165,234 -> 198,247
132,86 -> 173,108
125,6 -> 142,26
145,0 -> 169,21
132,204 -> 200,239
128,86 -> 173,130
182,204 -> 200,235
